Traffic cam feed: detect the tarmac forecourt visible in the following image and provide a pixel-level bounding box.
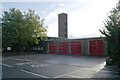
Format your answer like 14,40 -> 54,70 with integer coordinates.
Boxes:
1,54 -> 120,79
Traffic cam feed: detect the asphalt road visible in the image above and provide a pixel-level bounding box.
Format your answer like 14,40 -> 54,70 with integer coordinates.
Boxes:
1,54 -> 120,79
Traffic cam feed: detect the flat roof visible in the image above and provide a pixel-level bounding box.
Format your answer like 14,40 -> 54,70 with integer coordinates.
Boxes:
47,36 -> 103,40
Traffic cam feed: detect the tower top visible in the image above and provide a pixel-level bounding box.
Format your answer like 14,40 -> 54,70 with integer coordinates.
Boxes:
58,13 -> 67,15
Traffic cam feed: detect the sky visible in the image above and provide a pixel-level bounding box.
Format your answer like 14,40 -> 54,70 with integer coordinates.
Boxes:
1,0 -> 119,38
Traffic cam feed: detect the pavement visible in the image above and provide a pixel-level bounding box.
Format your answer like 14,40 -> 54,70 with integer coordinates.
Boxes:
1,54 -> 120,79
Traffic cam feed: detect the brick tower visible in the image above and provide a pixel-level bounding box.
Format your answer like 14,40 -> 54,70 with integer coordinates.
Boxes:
58,13 -> 68,38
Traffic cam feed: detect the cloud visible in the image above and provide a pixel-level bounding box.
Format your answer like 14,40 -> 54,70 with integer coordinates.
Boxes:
58,3 -> 65,7
1,0 -> 85,2
44,2 -> 77,37
42,11 -> 46,14
44,8 -> 66,37
47,23 -> 58,37
68,0 -> 118,38
44,0 -> 118,38
0,3 -> 2,17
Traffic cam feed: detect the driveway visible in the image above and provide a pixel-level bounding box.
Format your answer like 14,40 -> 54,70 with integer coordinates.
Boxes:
2,54 -> 120,78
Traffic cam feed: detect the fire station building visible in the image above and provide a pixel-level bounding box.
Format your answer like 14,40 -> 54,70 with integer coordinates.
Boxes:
43,13 -> 107,56
45,37 -> 106,56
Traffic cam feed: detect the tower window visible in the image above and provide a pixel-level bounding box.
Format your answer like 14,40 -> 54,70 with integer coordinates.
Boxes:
65,22 -> 67,26
65,34 -> 67,37
65,27 -> 67,31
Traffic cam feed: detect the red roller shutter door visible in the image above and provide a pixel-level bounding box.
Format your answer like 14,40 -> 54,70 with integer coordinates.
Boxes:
48,42 -> 57,54
96,40 -> 104,56
59,42 -> 68,54
71,42 -> 81,55
89,40 -> 104,56
89,41 -> 96,56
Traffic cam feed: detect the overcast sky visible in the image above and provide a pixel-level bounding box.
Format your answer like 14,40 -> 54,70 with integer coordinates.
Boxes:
1,0 -> 118,38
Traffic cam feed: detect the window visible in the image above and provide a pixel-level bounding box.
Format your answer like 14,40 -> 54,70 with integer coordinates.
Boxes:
65,27 -> 67,31
65,34 -> 67,37
65,22 -> 67,26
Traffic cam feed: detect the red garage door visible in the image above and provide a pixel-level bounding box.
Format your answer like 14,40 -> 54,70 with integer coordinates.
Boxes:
59,42 -> 68,54
71,41 -> 81,55
48,42 -> 57,54
89,40 -> 104,56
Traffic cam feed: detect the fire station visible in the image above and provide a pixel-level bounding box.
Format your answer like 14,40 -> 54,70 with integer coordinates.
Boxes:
43,13 -> 106,56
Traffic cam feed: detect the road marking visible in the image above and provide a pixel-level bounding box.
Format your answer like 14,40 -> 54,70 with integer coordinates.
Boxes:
53,67 -> 102,78
2,64 -> 13,68
15,58 -> 31,61
0,59 -> 7,61
8,58 -> 32,61
94,62 -> 106,72
16,62 -> 32,66
31,64 -> 50,68
2,57 -> 14,60
21,69 -> 49,78
53,69 -> 84,78
67,74 -> 82,78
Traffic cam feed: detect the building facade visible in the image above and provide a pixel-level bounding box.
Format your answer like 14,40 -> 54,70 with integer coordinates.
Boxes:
46,37 -> 107,56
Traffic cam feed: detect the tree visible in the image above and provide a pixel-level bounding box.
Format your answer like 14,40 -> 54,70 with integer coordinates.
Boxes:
2,8 -> 47,53
100,1 -> 120,66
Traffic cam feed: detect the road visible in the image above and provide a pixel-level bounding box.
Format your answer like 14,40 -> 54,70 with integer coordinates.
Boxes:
1,54 -> 120,79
